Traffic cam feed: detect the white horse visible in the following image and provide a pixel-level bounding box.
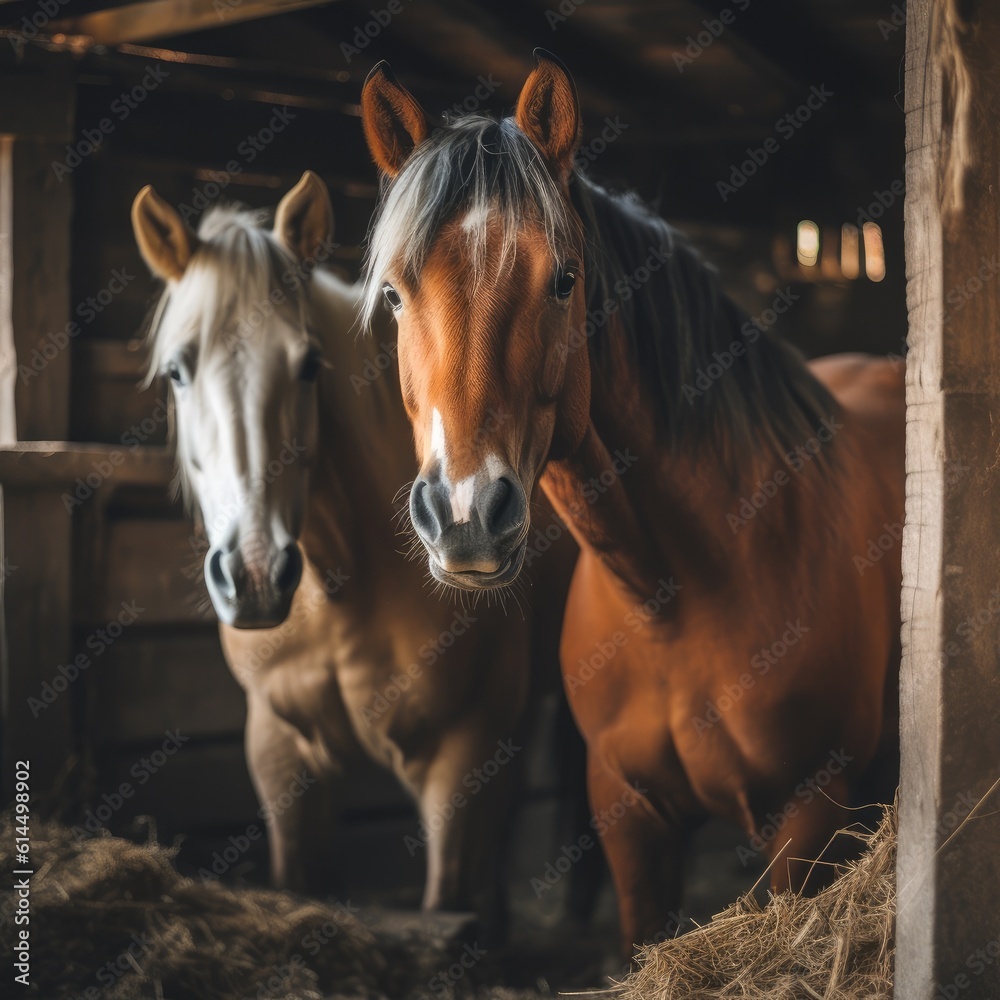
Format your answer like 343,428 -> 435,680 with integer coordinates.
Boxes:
132,171 -> 576,929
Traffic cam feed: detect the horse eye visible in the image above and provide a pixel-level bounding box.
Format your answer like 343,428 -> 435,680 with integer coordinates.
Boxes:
554,267 -> 577,300
166,361 -> 186,386
299,347 -> 322,382
382,283 -> 402,310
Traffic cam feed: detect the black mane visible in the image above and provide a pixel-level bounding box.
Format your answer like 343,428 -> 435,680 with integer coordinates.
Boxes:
571,175 -> 837,470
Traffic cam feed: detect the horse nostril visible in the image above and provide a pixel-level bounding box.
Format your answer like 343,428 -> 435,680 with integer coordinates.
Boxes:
410,477 -> 444,542
483,476 -> 525,535
208,547 -> 238,601
273,543 -> 303,594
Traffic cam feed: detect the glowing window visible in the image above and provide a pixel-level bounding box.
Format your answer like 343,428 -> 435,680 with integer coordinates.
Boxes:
796,220 -> 820,268
863,222 -> 886,282
840,224 -> 860,280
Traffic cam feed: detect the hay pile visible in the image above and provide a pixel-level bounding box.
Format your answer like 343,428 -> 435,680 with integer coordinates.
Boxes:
617,808 -> 896,1000
0,816 -> 542,1000
0,808 -> 897,1000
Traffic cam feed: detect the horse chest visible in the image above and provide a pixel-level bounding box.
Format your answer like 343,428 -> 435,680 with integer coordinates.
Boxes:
561,549 -> 865,823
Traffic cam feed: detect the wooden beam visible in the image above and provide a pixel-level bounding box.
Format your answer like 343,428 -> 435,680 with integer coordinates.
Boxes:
686,0 -> 894,107
51,0 -> 336,46
0,443 -> 174,488
897,2 -> 1000,998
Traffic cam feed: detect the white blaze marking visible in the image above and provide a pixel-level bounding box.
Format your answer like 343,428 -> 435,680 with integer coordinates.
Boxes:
451,475 -> 475,524
430,407 -> 446,464
428,407 -> 504,526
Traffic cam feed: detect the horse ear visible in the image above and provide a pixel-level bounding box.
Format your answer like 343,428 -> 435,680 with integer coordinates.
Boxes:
361,61 -> 431,177
274,170 -> 334,263
515,49 -> 582,181
131,185 -> 197,282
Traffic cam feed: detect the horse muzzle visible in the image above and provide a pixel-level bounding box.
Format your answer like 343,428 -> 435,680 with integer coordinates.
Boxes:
409,464 -> 528,590
205,539 -> 303,628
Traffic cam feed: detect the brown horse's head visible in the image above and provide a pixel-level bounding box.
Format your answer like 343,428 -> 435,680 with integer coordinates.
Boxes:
361,52 -> 590,590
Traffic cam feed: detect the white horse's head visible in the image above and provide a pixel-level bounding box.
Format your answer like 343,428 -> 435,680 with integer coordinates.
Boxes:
133,172 -> 333,628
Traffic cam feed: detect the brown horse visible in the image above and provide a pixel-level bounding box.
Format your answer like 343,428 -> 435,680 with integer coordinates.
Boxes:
359,55 -> 904,953
131,171 -> 575,931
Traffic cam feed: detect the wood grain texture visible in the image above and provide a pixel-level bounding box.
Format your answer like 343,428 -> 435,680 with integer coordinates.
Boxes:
898,2 -> 1000,997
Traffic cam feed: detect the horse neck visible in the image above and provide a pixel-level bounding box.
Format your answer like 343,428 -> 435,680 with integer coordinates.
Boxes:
546,191 -> 837,600
302,269 -> 414,575
546,355 -> 741,601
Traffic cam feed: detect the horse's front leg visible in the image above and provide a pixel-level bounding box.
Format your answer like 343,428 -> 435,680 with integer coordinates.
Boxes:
245,691 -> 339,894
588,752 -> 688,959
408,721 -> 518,941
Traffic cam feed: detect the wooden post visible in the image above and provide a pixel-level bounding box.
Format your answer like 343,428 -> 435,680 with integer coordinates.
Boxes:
0,59 -> 73,444
897,2 -> 1000,998
0,55 -> 76,800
